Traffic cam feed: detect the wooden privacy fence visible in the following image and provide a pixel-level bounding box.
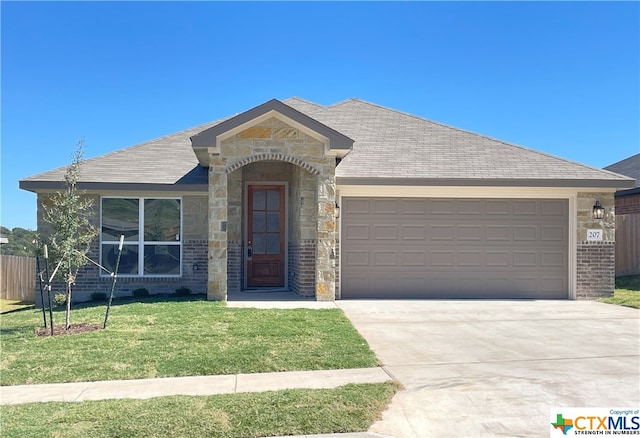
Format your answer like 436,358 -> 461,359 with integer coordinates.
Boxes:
0,255 -> 36,302
616,214 -> 640,277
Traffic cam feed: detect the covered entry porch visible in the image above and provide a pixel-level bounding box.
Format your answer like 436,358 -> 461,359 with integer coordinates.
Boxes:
190,100 -> 352,301
225,160 -> 320,296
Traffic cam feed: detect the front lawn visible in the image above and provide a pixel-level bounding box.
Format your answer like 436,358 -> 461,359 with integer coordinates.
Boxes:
0,297 -> 378,385
2,382 -> 399,438
0,299 -> 34,314
600,275 -> 640,309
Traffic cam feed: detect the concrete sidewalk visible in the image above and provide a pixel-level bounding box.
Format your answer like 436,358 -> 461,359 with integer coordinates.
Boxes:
0,367 -> 392,405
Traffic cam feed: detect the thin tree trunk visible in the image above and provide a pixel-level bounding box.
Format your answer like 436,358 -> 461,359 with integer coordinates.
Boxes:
65,280 -> 72,330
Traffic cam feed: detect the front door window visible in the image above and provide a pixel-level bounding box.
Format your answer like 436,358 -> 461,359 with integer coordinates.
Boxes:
247,185 -> 285,287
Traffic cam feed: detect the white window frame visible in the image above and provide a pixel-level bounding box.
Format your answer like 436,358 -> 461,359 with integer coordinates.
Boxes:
100,196 -> 183,277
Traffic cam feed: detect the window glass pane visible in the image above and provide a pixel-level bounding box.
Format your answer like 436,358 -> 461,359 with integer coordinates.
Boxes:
253,190 -> 266,210
252,234 -> 265,254
144,244 -> 180,275
267,234 -> 280,254
267,189 -> 279,210
102,198 -> 139,241
267,212 -> 280,232
144,199 -> 181,242
101,244 -> 139,275
252,211 -> 265,232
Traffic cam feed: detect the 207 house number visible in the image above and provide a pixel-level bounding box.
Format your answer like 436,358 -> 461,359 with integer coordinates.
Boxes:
587,229 -> 603,241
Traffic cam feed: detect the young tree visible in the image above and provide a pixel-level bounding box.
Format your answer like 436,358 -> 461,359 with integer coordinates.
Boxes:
43,139 -> 98,329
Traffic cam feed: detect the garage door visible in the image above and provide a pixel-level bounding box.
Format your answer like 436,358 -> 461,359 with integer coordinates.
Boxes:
340,198 -> 568,299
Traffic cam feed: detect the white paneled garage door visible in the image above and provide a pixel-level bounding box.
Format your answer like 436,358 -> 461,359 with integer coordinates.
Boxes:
340,198 -> 568,299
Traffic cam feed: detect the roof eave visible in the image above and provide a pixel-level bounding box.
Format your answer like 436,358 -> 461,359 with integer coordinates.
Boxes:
19,181 -> 208,193
615,186 -> 640,197
336,177 -> 636,189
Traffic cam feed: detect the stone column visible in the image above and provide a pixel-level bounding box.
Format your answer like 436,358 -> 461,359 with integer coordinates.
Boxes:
315,161 -> 336,301
208,157 -> 228,301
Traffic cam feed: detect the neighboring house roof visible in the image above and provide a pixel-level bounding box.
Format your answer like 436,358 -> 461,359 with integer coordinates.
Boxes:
20,98 -> 635,192
604,153 -> 639,196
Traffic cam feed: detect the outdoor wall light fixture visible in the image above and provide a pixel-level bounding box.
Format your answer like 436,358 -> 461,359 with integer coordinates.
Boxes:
592,201 -> 605,220
192,263 -> 199,272
335,203 -> 340,219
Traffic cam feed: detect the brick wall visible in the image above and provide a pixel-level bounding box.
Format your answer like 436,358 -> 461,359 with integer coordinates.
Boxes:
576,242 -> 615,299
36,193 -> 210,303
66,238 -> 208,303
288,240 -> 316,296
228,240 -> 242,292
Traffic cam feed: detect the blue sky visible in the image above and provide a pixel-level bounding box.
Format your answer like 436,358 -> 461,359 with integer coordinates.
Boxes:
2,1 -> 639,231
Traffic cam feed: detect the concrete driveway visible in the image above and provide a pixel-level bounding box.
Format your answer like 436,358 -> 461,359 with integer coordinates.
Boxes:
336,300 -> 640,437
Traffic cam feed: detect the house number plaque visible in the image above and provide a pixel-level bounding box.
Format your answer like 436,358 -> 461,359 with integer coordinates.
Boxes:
586,229 -> 603,242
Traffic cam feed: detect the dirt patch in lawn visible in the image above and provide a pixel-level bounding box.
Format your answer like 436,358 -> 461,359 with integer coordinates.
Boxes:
36,323 -> 102,337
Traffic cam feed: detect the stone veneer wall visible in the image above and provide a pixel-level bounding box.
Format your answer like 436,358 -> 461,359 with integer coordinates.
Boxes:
209,116 -> 337,300
576,192 -> 616,299
208,157 -> 228,300
335,238 -> 340,299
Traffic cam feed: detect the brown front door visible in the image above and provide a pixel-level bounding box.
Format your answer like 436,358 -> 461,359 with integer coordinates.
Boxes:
247,185 -> 285,287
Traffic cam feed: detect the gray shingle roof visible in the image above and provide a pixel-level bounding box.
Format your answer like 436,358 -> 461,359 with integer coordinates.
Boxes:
286,98 -> 634,187
21,97 -> 634,192
604,153 -> 639,188
20,119 -> 224,191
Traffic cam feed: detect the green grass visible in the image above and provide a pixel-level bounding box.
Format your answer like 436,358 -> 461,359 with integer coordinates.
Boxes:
600,275 -> 640,309
0,297 -> 378,385
1,382 -> 400,438
0,299 -> 34,314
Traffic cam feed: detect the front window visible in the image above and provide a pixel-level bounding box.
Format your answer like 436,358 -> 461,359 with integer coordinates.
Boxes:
101,197 -> 182,276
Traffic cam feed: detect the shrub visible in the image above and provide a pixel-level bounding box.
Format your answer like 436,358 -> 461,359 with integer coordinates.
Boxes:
174,287 -> 191,297
53,293 -> 66,306
91,292 -> 107,302
132,288 -> 150,298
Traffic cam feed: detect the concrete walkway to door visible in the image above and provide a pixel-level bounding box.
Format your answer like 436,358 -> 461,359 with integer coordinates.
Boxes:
336,300 -> 640,438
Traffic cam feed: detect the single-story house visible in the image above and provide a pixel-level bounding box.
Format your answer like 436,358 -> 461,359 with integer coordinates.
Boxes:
20,98 -> 635,301
604,153 -> 640,276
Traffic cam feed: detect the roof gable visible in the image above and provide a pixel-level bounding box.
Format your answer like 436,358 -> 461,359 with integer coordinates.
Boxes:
190,99 -> 354,166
